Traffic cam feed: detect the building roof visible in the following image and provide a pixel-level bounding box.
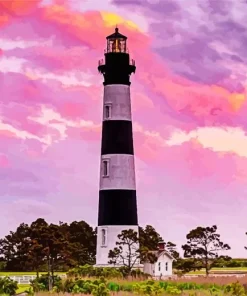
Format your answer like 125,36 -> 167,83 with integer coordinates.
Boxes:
106,27 -> 127,40
148,250 -> 175,261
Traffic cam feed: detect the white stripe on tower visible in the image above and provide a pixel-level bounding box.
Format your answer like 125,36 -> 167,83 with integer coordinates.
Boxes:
100,154 -> 136,190
103,85 -> 132,121
100,84 -> 135,191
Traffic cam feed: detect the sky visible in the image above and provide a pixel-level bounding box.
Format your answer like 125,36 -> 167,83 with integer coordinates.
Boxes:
0,0 -> 247,258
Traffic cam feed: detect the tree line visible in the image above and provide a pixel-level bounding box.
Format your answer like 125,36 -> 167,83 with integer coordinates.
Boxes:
108,225 -> 232,276
0,218 -> 96,275
0,218 -> 163,276
0,218 -> 245,276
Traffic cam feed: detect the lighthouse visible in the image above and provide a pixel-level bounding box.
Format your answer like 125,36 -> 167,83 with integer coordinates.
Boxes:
95,27 -> 139,267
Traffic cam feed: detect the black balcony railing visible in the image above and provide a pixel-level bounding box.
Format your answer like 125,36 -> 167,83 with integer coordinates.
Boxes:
98,57 -> 135,67
98,59 -> 104,66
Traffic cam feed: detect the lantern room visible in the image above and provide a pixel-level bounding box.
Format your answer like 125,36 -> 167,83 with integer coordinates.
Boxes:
98,27 -> 136,85
106,27 -> 127,53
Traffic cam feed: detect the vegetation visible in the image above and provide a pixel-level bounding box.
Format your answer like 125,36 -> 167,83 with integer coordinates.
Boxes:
15,275 -> 247,296
0,276 -> 18,295
108,229 -> 141,271
181,225 -> 231,276
66,265 -> 149,279
0,217 -> 246,296
0,218 -> 96,276
0,218 -> 246,281
0,219 -> 172,274
108,229 -> 159,274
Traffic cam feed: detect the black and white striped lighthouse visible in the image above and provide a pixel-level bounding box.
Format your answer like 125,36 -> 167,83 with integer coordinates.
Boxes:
95,27 -> 139,266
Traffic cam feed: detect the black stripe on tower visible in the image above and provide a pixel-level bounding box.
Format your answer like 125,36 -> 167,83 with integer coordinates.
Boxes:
101,120 -> 134,155
98,189 -> 138,225
98,53 -> 136,86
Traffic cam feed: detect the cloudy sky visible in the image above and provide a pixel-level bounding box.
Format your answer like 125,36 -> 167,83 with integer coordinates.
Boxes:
1,0 -> 247,257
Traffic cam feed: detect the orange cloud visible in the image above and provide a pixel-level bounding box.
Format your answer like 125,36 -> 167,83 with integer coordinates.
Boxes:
41,5 -> 150,51
0,0 -> 41,16
0,14 -> 9,27
229,93 -> 246,111
100,12 -> 140,31
140,70 -> 246,119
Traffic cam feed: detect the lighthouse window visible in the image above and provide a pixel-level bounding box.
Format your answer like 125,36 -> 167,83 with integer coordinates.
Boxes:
165,262 -> 168,271
158,262 -> 161,271
102,229 -> 106,246
104,105 -> 111,119
102,160 -> 109,177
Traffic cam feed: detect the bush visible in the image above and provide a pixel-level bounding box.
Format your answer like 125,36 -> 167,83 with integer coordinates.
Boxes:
30,273 -> 62,292
225,260 -> 242,268
29,275 -> 243,295
0,277 -> 18,296
67,264 -> 146,279
224,282 -> 246,296
92,283 -> 110,296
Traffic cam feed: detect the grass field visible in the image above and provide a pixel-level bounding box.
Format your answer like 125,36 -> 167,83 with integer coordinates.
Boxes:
16,284 -> 30,293
0,271 -> 66,276
187,267 -> 247,275
7,268 -> 247,295
19,275 -> 247,296
0,268 -> 246,278
1,268 -> 247,277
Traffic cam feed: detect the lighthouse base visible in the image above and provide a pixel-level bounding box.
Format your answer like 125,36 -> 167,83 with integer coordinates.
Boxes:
96,225 -> 140,267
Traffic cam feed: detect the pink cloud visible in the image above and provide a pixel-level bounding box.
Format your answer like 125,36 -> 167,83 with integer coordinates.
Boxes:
0,154 -> 10,168
0,72 -> 46,105
1,0 -> 247,258
0,71 -> 102,142
4,2 -> 242,130
4,4 -> 243,130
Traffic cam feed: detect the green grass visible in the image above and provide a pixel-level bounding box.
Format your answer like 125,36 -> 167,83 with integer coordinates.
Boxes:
211,267 -> 247,270
187,267 -> 247,275
0,271 -> 66,276
1,268 -> 247,277
16,284 -> 30,293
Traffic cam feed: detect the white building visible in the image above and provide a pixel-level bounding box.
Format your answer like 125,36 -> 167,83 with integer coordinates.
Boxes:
143,242 -> 174,277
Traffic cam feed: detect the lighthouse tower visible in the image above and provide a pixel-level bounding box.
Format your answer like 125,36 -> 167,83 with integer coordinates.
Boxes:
96,27 -> 139,267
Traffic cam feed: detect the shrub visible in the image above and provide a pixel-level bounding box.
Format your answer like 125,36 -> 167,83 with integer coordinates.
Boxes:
107,282 -> 120,292
67,265 -> 146,279
30,273 -> 62,292
224,282 -> 246,296
0,277 -> 18,296
92,283 -> 110,296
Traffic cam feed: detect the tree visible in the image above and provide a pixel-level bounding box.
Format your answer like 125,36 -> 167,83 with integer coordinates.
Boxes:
173,258 -> 203,275
68,221 -> 97,266
139,225 -> 179,263
182,225 -> 231,276
108,229 -> 141,274
0,218 -> 98,273
27,218 -> 48,277
138,225 -> 163,264
164,242 -> 180,259
108,228 -> 160,274
244,232 -> 247,251
0,223 -> 31,271
139,225 -> 162,251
